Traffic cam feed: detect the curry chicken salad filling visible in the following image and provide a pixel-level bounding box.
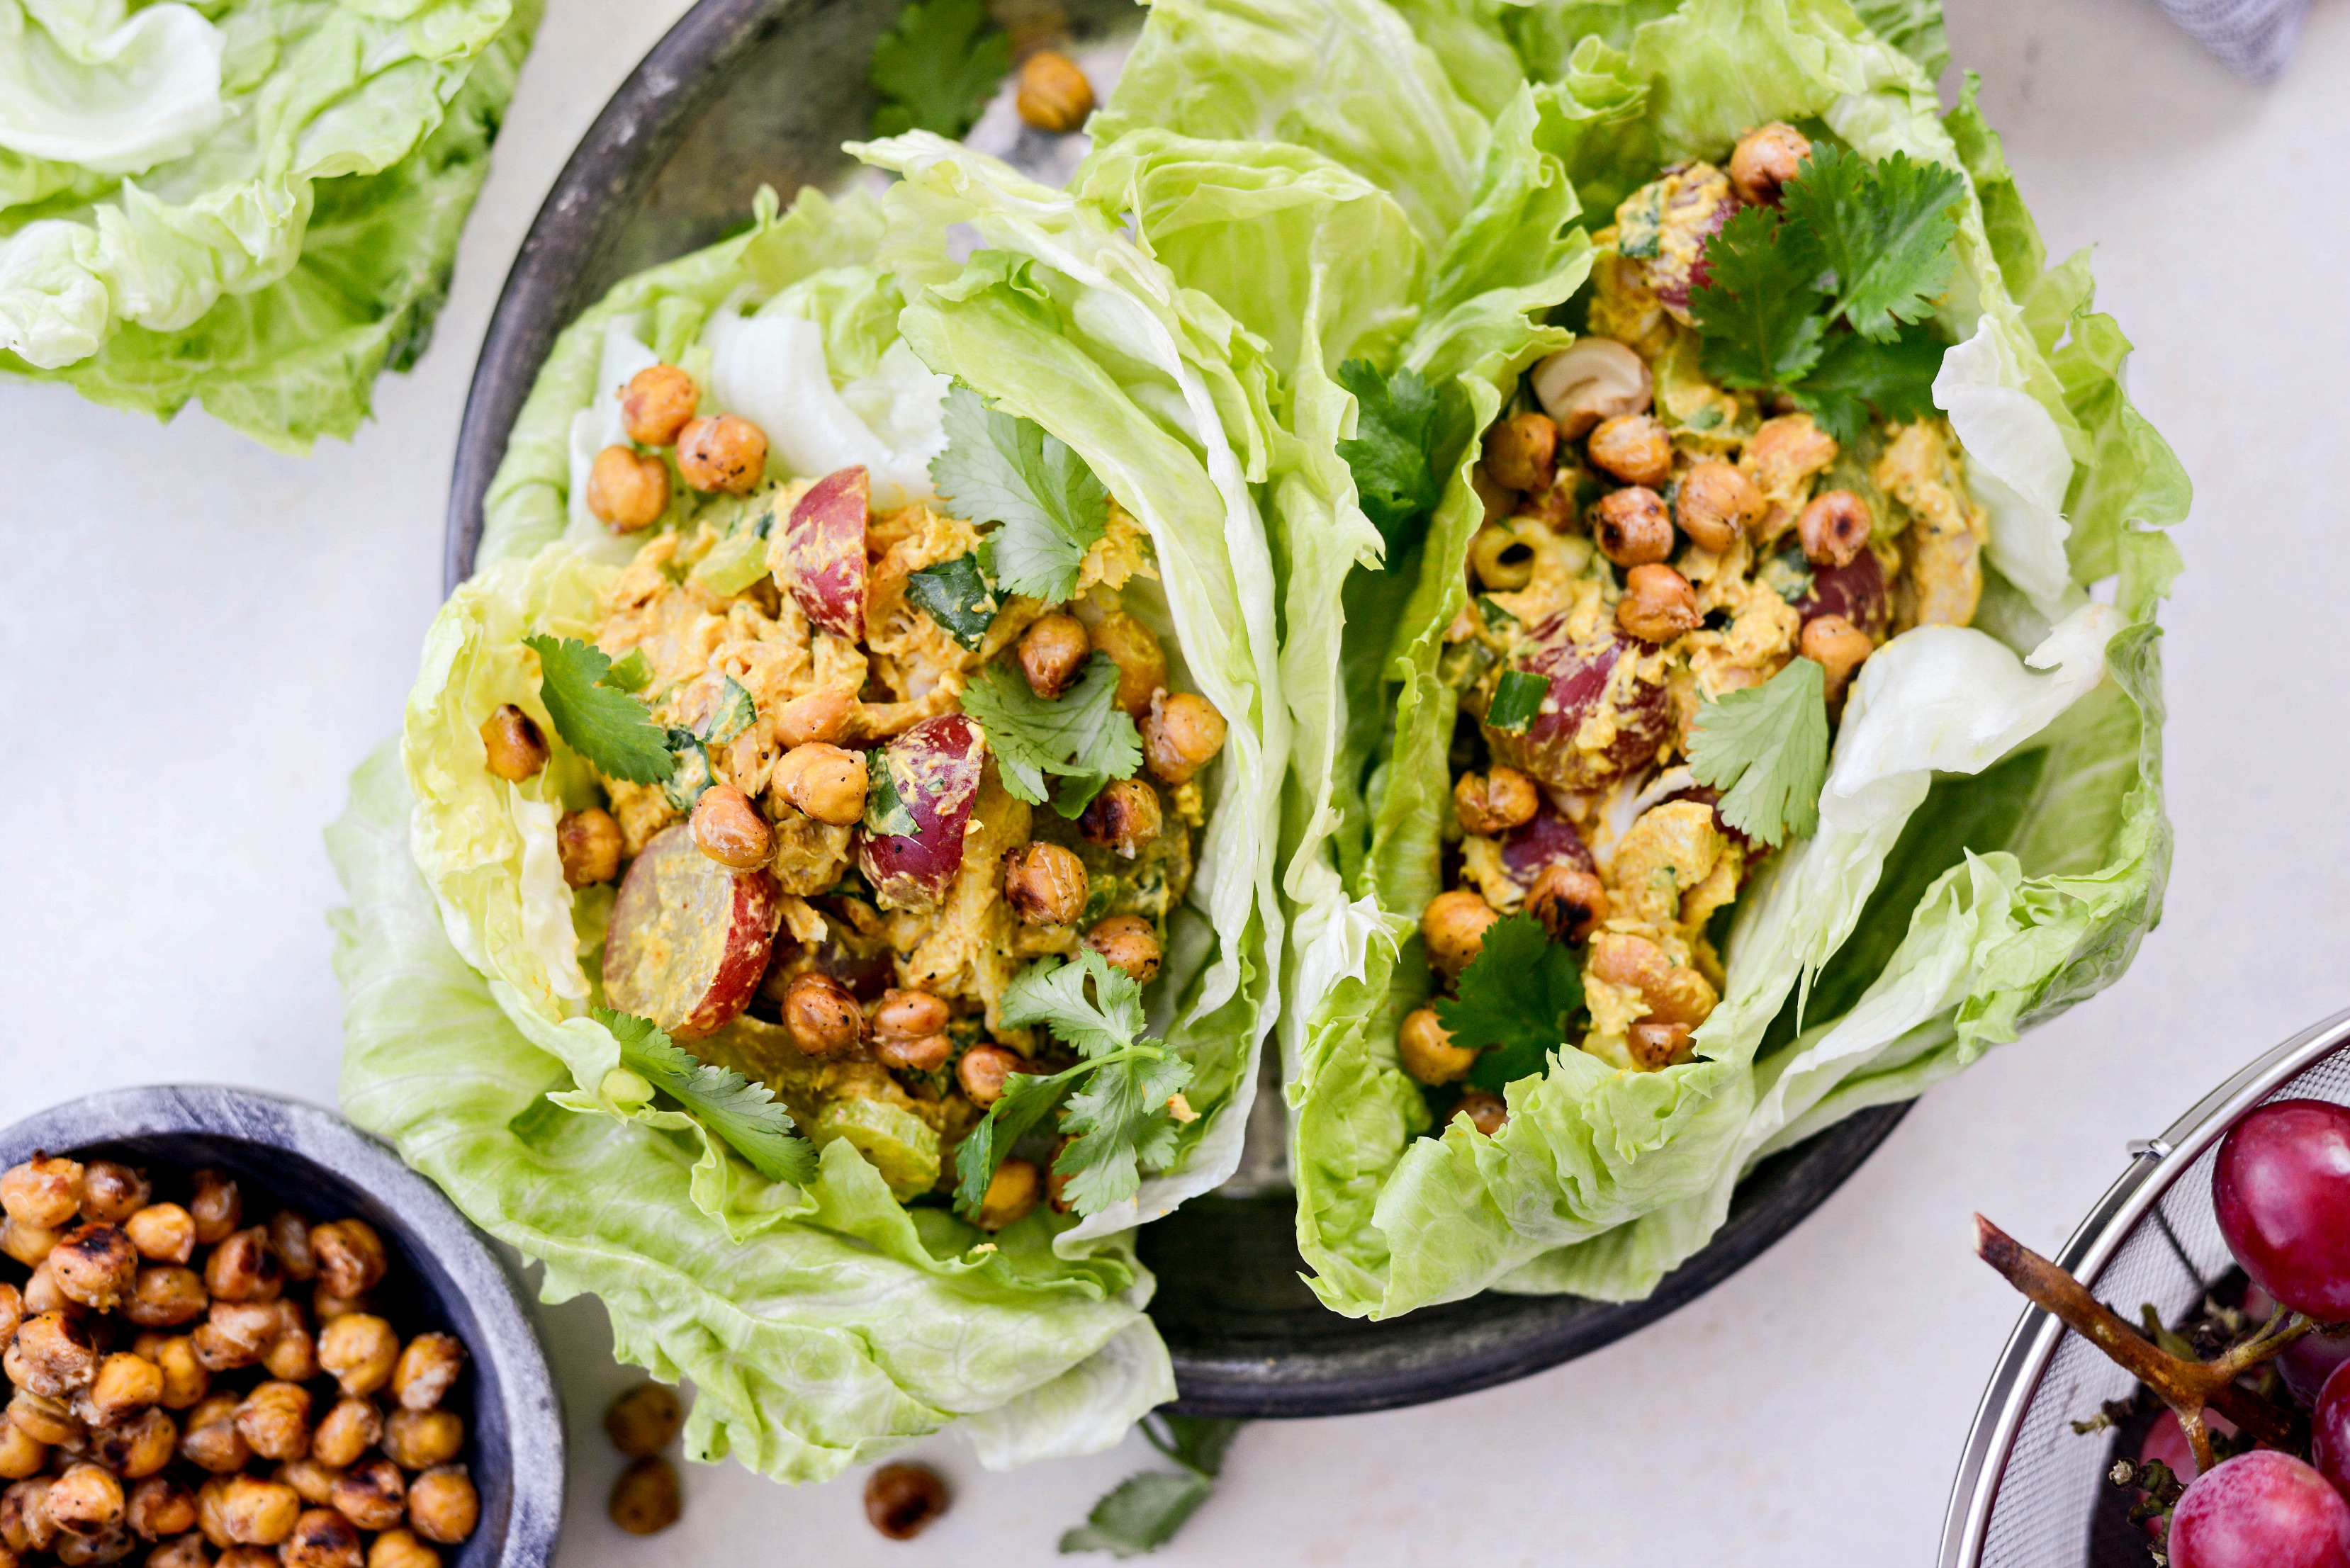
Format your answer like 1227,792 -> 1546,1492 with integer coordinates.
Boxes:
1404,121 -> 1994,1124
478,366 -> 1229,1231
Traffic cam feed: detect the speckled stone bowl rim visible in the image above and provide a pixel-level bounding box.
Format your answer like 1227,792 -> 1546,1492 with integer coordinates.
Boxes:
0,1087 -> 564,1568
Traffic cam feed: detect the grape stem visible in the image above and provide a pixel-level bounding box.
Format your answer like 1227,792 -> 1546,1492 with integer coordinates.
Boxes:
1972,1215 -> 2306,1471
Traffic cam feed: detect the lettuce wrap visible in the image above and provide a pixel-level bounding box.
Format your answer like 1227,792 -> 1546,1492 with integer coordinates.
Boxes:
330,141 -> 1289,1476
1096,0 -> 2183,1316
0,0 -> 537,449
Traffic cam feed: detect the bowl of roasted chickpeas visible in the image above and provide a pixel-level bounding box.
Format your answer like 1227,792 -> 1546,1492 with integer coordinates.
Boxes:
0,1088 -> 562,1568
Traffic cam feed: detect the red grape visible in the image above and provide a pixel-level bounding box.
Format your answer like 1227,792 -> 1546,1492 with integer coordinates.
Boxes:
1483,624 -> 1671,791
2248,1283 -> 2350,1404
2215,1100 -> 2350,1319
2169,1450 -> 2350,1568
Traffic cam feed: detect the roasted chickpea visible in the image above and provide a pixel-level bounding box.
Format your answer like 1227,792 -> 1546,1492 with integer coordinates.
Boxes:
327,1460 -> 403,1534
0,1478 -> 56,1553
306,1399 -> 378,1472
0,1219 -> 57,1270
262,1212 -> 314,1283
388,1335 -> 464,1413
1672,461 -> 1762,551
0,1418 -> 43,1482
182,1171 -> 237,1246
868,991 -> 951,1073
79,1163 -> 149,1224
125,1267 -> 207,1331
1531,337 -> 1653,439
555,809 -> 624,889
1084,915 -> 1162,983
1141,692 -> 1226,786
1002,842 -> 1088,926
149,1533 -> 210,1568
771,688 -> 854,749
147,1339 -> 206,1411
1014,48 -> 1093,133
955,1046 -> 1023,1109
20,1262 -> 63,1316
203,1229 -> 280,1305
1797,489 -> 1871,567
780,974 -> 862,1059
607,1457 -> 680,1537
1800,612 -> 1874,701
1468,523 -> 1536,591
1585,413 -> 1673,487
261,1305 -> 316,1384
1079,779 -> 1161,859
125,1481 -> 195,1543
271,1463 -> 334,1510
49,1465 -> 124,1538
1472,462 -> 1519,528
1019,614 -> 1091,700
1484,411 -> 1561,492
230,1383 -> 310,1464
215,1480 -> 297,1548
771,744 -> 867,827
193,1477 -> 232,1550
689,784 -> 772,870
588,444 -> 672,532
1616,563 -> 1701,643
675,414 -> 767,494
1452,767 -> 1539,836
379,1410 -> 463,1473
306,1221 -> 383,1300
58,1523 -> 134,1566
1527,863 -> 1607,944
12,1312 -> 98,1396
193,1302 -> 278,1371
1398,1008 -> 1476,1086
871,1031 -> 950,1072
1590,485 -> 1674,568
1420,889 -> 1498,977
1089,614 -> 1166,718
406,1469 -> 477,1545
0,1282 -> 21,1346
9,1389 -> 84,1449
89,1354 -> 164,1421
179,1396 -> 249,1475
477,706 -> 549,784
602,1384 -> 682,1459
1588,932 -> 1718,1029
1454,1091 -> 1509,1136
621,364 -> 699,447
308,1290 -> 366,1324
1729,121 -> 1812,208
124,1207 -> 195,1266
863,1463 -> 948,1541
214,1549 -> 274,1568
278,1511 -> 360,1568
51,1224 -> 138,1311
89,1407 -> 176,1479
366,1532 -> 438,1568
1628,1020 -> 1696,1069
315,1316 -> 397,1400
975,1159 -> 1040,1232
1,1157 -> 84,1229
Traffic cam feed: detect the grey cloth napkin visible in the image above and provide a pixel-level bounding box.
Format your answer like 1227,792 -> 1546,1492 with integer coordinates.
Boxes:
2154,0 -> 2308,79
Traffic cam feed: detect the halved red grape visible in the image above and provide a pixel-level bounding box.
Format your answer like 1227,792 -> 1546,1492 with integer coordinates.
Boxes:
2215,1100 -> 2350,1320
858,714 -> 985,909
603,823 -> 784,1039
2168,1450 -> 2350,1568
1499,802 -> 1594,886
1794,549 -> 1889,637
780,466 -> 869,641
1483,622 -> 1672,791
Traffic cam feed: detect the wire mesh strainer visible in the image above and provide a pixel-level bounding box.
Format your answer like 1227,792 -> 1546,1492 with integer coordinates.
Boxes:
1940,1007 -> 2350,1566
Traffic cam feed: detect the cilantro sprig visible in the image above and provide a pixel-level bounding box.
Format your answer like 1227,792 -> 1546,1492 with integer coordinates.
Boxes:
1060,1415 -> 1242,1557
523,636 -> 674,784
1686,657 -> 1831,847
904,552 -> 999,650
960,655 -> 1141,817
1689,144 -> 1964,443
931,385 -> 1109,603
595,1008 -> 817,1185
1432,915 -> 1585,1092
952,950 -> 1191,1220
1336,359 -> 1443,557
867,0 -> 1011,140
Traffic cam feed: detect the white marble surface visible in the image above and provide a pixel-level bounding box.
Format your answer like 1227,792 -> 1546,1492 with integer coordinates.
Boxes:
4,0 -> 2346,1559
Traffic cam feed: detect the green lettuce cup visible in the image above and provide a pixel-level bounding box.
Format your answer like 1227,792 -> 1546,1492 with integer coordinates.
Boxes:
1092,0 -> 2183,1316
331,142 -> 1289,1477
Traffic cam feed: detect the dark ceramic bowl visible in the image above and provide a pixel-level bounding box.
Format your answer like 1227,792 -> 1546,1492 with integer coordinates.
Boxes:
442,0 -> 1912,1418
0,1088 -> 563,1568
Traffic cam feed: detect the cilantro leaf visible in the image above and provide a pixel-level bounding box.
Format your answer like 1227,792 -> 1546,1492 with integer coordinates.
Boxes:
931,385 -> 1108,602
523,636 -> 674,784
951,1066 -> 1066,1210
1789,322 -> 1950,444
960,655 -> 1142,817
1001,945 -> 1149,1058
1056,1047 -> 1190,1214
604,649 -> 651,692
1687,656 -> 1831,847
1433,915 -> 1584,1091
867,0 -> 1011,140
1690,204 -> 1826,391
904,552 -> 1000,650
1059,1416 -> 1241,1559
1780,145 -> 1964,343
1335,359 -> 1443,555
594,1008 -> 817,1185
